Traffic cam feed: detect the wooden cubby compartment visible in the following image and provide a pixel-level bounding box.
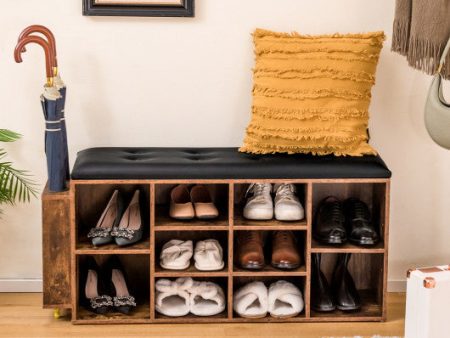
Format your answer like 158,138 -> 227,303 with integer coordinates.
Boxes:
69,178 -> 389,324
154,230 -> 229,277
154,276 -> 228,321
234,183 -> 308,230
154,183 -> 229,230
310,253 -> 384,320
74,183 -> 151,253
311,182 -> 387,254
232,276 -> 307,321
232,230 -> 307,276
75,254 -> 150,324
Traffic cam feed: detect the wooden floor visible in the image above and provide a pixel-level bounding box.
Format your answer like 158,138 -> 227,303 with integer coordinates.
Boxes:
0,293 -> 405,338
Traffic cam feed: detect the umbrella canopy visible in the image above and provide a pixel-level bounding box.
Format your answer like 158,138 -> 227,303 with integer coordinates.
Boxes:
41,87 -> 65,192
18,25 -> 69,181
14,35 -> 66,192
56,82 -> 68,180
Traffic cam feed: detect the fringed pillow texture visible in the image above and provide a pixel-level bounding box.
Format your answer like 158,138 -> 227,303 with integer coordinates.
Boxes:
240,29 -> 385,156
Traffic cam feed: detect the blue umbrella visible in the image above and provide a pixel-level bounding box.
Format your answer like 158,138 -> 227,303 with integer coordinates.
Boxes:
15,35 -> 67,192
41,87 -> 66,192
19,25 -> 70,182
55,77 -> 69,180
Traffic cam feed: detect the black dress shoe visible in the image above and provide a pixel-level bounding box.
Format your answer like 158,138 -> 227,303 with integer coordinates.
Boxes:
344,198 -> 379,246
311,254 -> 336,312
105,256 -> 136,315
331,253 -> 361,311
314,196 -> 347,245
81,256 -> 113,314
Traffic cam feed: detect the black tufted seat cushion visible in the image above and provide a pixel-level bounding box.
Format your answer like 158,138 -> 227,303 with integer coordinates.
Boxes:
71,147 -> 391,180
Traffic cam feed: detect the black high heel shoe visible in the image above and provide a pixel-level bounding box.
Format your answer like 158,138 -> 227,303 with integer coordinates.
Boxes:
105,256 -> 136,314
81,256 -> 113,314
111,190 -> 144,247
87,190 -> 124,246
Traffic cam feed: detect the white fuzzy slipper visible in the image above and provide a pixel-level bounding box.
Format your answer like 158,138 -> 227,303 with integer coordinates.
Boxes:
268,280 -> 304,318
155,277 -> 193,317
188,281 -> 226,316
194,239 -> 224,271
160,239 -> 193,270
233,281 -> 268,318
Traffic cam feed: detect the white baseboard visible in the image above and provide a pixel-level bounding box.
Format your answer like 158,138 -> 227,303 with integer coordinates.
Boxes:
0,278 -> 407,293
0,279 -> 43,292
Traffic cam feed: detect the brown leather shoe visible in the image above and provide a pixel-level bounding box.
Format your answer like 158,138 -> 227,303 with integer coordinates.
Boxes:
271,231 -> 301,270
236,231 -> 265,270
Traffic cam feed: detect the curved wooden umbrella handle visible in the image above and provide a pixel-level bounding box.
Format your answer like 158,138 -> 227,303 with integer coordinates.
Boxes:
18,25 -> 58,70
15,36 -> 55,87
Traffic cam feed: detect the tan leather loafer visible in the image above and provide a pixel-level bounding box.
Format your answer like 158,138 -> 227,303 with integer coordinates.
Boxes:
169,185 -> 195,220
190,185 -> 219,219
271,230 -> 301,270
236,231 -> 265,270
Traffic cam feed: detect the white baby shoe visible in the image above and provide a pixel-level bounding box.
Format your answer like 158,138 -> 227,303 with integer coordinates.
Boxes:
155,277 -> 193,317
233,281 -> 268,318
243,183 -> 273,220
189,281 -> 226,316
268,280 -> 304,318
194,239 -> 224,271
273,184 -> 304,221
160,239 -> 193,270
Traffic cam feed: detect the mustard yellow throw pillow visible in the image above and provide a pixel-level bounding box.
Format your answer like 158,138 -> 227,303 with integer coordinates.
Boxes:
240,29 -> 385,156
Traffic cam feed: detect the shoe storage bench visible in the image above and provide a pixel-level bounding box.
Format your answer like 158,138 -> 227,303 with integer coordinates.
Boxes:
42,147 -> 391,324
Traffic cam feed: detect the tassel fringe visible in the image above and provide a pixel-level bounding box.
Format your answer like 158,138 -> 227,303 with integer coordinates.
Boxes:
392,22 -> 450,79
253,29 -> 385,43
239,141 -> 377,157
254,67 -> 375,83
406,37 -> 450,79
252,106 -> 369,121
253,85 -> 371,101
391,19 -> 410,56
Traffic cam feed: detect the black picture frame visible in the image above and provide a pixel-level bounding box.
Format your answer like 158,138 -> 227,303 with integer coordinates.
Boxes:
83,0 -> 194,17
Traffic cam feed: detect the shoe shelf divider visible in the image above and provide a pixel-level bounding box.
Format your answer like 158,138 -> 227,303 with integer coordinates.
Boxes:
65,178 -> 389,324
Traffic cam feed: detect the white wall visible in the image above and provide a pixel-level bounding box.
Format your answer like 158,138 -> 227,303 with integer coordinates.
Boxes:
1,0 -> 449,291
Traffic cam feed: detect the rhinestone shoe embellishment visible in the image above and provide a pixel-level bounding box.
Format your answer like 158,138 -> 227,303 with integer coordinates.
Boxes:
87,227 -> 112,238
110,228 -> 135,240
90,295 -> 113,309
113,296 -> 136,307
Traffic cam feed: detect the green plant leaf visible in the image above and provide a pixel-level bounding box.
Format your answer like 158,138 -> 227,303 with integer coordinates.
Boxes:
0,129 -> 21,143
0,188 -> 12,204
0,152 -> 37,204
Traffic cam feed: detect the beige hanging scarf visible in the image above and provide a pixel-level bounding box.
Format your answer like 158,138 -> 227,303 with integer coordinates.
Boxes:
392,0 -> 450,79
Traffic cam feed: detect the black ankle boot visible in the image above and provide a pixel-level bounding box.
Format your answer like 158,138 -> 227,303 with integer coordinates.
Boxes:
331,253 -> 361,311
311,253 -> 335,312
